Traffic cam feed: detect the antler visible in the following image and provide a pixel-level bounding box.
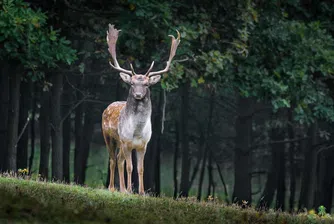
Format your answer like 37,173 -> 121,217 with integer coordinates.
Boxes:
106,24 -> 133,75
107,24 -> 181,77
147,30 -> 181,77
144,61 -> 155,76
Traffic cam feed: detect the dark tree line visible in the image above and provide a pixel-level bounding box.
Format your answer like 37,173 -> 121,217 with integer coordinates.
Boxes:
1,0 -> 334,213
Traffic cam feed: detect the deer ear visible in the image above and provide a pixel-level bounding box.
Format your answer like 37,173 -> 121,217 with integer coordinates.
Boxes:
119,72 -> 132,84
148,75 -> 161,86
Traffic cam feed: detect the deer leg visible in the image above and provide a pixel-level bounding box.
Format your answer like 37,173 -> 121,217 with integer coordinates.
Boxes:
103,133 -> 116,192
117,148 -> 126,193
108,140 -> 117,192
137,149 -> 146,195
123,148 -> 133,193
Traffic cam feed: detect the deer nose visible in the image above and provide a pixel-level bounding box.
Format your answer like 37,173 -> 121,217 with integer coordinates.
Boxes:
134,93 -> 143,99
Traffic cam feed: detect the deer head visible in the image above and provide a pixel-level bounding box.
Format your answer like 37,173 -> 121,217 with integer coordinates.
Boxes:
106,24 -> 181,100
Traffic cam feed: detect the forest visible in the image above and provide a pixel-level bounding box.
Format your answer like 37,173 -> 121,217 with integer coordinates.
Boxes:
1,0 -> 334,214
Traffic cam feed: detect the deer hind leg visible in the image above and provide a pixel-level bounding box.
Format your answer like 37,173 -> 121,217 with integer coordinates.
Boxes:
137,148 -> 146,195
103,133 -> 117,192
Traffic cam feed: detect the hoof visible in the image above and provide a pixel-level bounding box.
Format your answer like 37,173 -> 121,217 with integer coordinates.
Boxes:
108,187 -> 116,192
138,191 -> 146,196
119,188 -> 128,194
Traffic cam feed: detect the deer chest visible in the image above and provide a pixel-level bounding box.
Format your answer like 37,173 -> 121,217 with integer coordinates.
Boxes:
118,115 -> 152,143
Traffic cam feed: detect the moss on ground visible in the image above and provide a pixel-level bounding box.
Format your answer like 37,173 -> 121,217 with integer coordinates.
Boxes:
0,176 -> 333,224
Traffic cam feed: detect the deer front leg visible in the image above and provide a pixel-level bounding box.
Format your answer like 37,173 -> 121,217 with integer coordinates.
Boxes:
123,147 -> 133,193
137,149 -> 146,195
117,149 -> 126,193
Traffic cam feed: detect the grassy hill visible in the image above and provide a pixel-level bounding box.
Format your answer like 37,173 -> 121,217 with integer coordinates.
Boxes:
0,176 -> 333,224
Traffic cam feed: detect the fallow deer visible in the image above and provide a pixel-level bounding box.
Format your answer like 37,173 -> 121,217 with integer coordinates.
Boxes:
102,24 -> 180,194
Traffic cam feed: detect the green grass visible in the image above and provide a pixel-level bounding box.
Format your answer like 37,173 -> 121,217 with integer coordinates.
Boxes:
1,176 -> 334,224
24,140 -> 320,210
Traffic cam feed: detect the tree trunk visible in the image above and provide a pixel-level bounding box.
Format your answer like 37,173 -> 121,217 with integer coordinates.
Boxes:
144,111 -> 157,191
144,137 -> 154,191
216,160 -> 230,204
321,151 -> 334,212
29,83 -> 36,175
275,135 -> 286,211
173,121 -> 179,199
39,89 -> 51,180
144,89 -> 163,194
62,80 -> 72,183
63,119 -> 71,183
17,81 -> 30,170
298,135 -> 308,209
314,147 -> 334,211
197,142 -> 208,201
197,92 -> 215,200
206,149 -> 214,199
189,124 -> 205,189
179,83 -> 190,197
257,153 -> 277,209
306,122 -> 318,209
153,90 -> 164,195
232,95 -> 253,204
299,122 -> 318,210
154,131 -> 161,196
0,66 -> 9,171
7,71 -> 22,172
74,104 -> 94,185
50,73 -> 63,180
314,151 -> 326,208
74,87 -> 84,183
288,109 -> 296,212
257,123 -> 285,210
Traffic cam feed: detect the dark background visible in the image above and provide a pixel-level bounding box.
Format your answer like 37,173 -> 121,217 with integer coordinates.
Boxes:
1,0 -> 334,212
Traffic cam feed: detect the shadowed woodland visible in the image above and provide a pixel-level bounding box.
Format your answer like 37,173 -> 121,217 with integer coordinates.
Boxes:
1,0 -> 334,213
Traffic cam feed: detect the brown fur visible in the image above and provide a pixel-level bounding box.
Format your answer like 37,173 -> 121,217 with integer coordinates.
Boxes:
101,101 -> 127,193
102,101 -> 126,146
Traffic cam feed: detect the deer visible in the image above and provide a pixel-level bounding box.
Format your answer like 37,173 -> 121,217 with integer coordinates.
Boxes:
102,24 -> 180,195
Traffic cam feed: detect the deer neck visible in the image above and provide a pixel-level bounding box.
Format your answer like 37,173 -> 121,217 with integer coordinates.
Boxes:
120,88 -> 152,139
124,88 -> 152,121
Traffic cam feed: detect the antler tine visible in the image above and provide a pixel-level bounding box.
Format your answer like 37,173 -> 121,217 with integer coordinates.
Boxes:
148,30 -> 181,77
107,24 -> 133,75
129,63 -> 138,76
145,61 -> 155,76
